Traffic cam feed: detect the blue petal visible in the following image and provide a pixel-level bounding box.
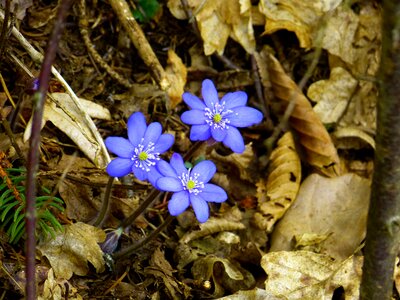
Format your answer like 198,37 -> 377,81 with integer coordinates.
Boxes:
147,166 -> 162,187
170,153 -> 188,176
183,93 -> 206,110
190,125 -> 211,141
192,160 -> 216,183
157,160 -> 177,177
132,166 -> 148,181
154,133 -> 174,153
143,122 -> 162,146
223,127 -> 245,153
181,110 -> 206,125
228,107 -> 263,127
127,112 -> 147,146
106,158 -> 133,177
190,194 -> 209,223
211,126 -> 227,141
221,91 -> 247,109
168,191 -> 190,216
202,184 -> 228,203
157,176 -> 183,192
105,137 -> 135,158
202,79 -> 219,108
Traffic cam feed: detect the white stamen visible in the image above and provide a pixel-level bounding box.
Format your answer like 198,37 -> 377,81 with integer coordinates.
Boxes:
204,101 -> 233,130
131,139 -> 160,172
178,169 -> 204,195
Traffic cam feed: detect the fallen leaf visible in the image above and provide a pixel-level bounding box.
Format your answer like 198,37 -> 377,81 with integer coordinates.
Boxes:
258,0 -> 342,48
168,0 -> 255,55
308,67 -> 358,124
210,143 -> 257,182
192,255 -> 255,298
38,222 -> 106,280
261,251 -> 363,299
253,132 -> 301,232
145,247 -> 183,299
270,173 -> 370,261
165,49 -> 187,108
24,93 -> 111,168
267,54 -> 341,177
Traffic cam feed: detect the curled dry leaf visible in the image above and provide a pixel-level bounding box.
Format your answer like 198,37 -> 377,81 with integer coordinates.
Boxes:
167,0 -> 255,55
165,49 -> 187,108
192,255 -> 255,298
180,214 -> 245,244
258,0 -> 342,48
253,132 -> 301,232
267,54 -> 341,177
24,93 -> 111,168
38,222 -> 106,280
261,251 -> 363,299
270,173 -> 370,261
308,67 -> 358,124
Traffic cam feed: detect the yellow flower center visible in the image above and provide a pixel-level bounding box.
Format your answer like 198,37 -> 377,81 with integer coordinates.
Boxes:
138,151 -> 148,161
186,180 -> 196,190
213,113 -> 222,123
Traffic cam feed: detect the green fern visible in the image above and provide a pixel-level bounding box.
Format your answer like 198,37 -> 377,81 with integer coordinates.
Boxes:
0,168 -> 64,243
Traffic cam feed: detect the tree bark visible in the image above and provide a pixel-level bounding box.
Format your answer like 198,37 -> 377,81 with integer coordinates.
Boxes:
360,1 -> 400,299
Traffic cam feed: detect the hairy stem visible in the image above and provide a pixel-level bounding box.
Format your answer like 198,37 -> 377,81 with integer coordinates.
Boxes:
360,1 -> 400,299
25,0 -> 73,298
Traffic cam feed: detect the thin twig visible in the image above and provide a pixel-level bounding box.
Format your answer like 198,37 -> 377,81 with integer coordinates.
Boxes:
78,0 -> 133,88
0,8 -> 110,168
0,0 -> 10,59
112,214 -> 174,260
108,0 -> 169,90
25,0 -> 74,298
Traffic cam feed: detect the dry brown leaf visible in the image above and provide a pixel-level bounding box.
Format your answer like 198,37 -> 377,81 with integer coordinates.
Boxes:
24,93 -> 111,168
192,255 -> 255,298
261,251 -> 363,299
38,222 -> 105,280
216,288 -> 283,300
210,143 -> 257,182
253,132 -> 301,232
165,49 -> 187,108
180,208 -> 245,244
267,54 -> 341,177
167,0 -> 255,55
258,0 -> 341,48
145,247 -> 183,299
270,173 -> 370,261
39,268 -> 83,300
308,67 -> 358,124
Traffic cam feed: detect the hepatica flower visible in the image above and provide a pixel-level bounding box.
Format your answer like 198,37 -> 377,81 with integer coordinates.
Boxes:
105,112 -> 174,186
156,153 -> 227,223
181,79 -> 263,153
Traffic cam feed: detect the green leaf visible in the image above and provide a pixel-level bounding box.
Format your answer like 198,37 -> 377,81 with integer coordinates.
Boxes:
132,0 -> 160,23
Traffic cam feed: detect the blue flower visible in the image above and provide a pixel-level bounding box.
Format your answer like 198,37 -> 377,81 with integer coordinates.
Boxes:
105,112 -> 174,186
181,79 -> 263,153
156,153 -> 227,223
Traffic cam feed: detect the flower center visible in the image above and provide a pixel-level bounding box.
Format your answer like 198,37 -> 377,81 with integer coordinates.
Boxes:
186,180 -> 196,190
204,101 -> 233,130
213,113 -> 222,123
179,170 -> 204,195
131,139 -> 160,172
138,151 -> 148,161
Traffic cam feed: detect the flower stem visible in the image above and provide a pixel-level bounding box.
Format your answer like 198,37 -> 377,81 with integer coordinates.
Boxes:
25,0 -> 73,298
92,177 -> 114,227
112,214 -> 174,260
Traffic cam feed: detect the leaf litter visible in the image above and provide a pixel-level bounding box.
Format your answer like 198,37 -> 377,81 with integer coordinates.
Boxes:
0,0 -> 385,298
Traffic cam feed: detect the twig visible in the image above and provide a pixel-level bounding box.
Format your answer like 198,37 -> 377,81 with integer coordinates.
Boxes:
112,214 -> 174,260
0,8 -> 110,168
25,0 -> 74,298
0,0 -> 10,59
78,0 -> 133,89
108,0 -> 169,91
